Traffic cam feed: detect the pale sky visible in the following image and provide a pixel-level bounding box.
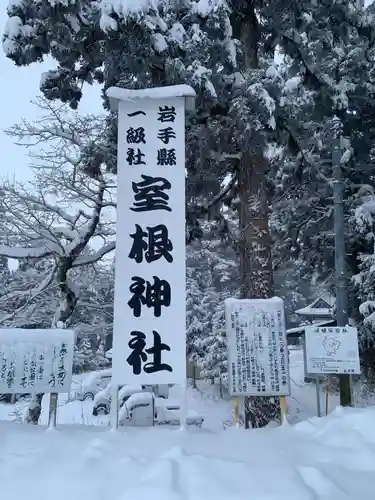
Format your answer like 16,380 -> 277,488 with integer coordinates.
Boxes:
0,8 -> 103,181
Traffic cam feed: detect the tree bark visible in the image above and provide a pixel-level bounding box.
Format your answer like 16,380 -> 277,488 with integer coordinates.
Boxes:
24,393 -> 43,425
238,152 -> 273,300
231,1 -> 280,429
238,151 -> 280,428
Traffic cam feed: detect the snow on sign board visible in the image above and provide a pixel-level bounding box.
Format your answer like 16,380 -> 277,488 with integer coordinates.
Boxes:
108,85 -> 195,386
225,298 -> 291,397
304,326 -> 360,375
0,329 -> 74,393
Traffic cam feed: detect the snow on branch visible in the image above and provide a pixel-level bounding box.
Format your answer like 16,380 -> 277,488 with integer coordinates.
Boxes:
0,98 -> 116,343
0,244 -> 56,259
190,172 -> 237,217
0,98 -> 116,269
19,191 -> 79,225
66,174 -> 107,261
0,264 -> 56,326
0,170 -> 115,266
72,241 -> 116,267
5,96 -> 115,180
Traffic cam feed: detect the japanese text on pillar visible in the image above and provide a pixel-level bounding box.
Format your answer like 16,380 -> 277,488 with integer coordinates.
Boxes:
125,105 -> 178,376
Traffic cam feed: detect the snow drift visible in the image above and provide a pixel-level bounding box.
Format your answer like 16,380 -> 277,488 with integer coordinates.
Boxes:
1,405 -> 375,500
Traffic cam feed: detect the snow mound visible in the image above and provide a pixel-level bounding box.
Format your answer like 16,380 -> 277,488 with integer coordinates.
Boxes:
81,368 -> 112,388
1,406 -> 375,499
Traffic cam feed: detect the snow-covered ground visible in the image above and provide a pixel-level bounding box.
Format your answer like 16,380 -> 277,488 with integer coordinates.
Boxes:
1,405 -> 375,499
287,347 -> 340,423
0,347 -> 375,499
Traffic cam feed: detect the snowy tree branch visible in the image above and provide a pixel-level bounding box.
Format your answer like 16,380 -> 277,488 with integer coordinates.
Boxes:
0,244 -> 56,259
72,241 -> 115,267
0,264 -> 56,326
0,98 -> 116,338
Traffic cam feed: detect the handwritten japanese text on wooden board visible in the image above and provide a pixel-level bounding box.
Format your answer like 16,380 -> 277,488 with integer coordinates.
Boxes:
0,329 -> 74,393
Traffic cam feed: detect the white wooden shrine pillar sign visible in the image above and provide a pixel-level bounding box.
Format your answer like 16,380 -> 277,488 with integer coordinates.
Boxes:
106,85 -> 196,429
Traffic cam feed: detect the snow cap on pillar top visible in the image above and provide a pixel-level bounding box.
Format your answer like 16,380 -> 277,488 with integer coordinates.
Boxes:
106,85 -> 196,112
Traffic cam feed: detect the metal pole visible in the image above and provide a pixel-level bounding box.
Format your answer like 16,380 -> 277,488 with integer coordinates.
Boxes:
332,141 -> 353,406
315,377 -> 321,417
325,379 -> 329,416
279,396 -> 287,425
110,384 -> 119,430
48,393 -> 58,428
179,380 -> 187,430
234,397 -> 239,428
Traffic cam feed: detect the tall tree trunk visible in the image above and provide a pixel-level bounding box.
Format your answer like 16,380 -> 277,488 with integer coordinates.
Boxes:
24,260 -> 77,425
238,151 -> 273,299
230,1 -> 280,428
238,151 -> 280,428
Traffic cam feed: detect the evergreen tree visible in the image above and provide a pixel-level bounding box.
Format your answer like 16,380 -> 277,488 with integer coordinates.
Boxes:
186,269 -> 206,367
199,297 -> 228,381
74,336 -> 93,373
269,3 -> 375,286
351,188 -> 375,345
186,219 -> 237,379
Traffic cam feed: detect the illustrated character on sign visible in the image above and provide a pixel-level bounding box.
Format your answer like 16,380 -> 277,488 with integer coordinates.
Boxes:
322,336 -> 341,356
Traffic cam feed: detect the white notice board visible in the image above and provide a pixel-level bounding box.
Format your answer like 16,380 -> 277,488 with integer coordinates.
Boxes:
225,297 -> 291,397
304,325 -> 360,375
0,328 -> 75,393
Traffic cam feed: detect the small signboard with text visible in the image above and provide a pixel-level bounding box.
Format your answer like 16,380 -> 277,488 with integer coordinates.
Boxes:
225,297 -> 291,397
304,325 -> 360,375
0,328 -> 74,393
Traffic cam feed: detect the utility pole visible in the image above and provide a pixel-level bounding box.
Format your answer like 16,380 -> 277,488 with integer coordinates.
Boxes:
332,139 -> 353,406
